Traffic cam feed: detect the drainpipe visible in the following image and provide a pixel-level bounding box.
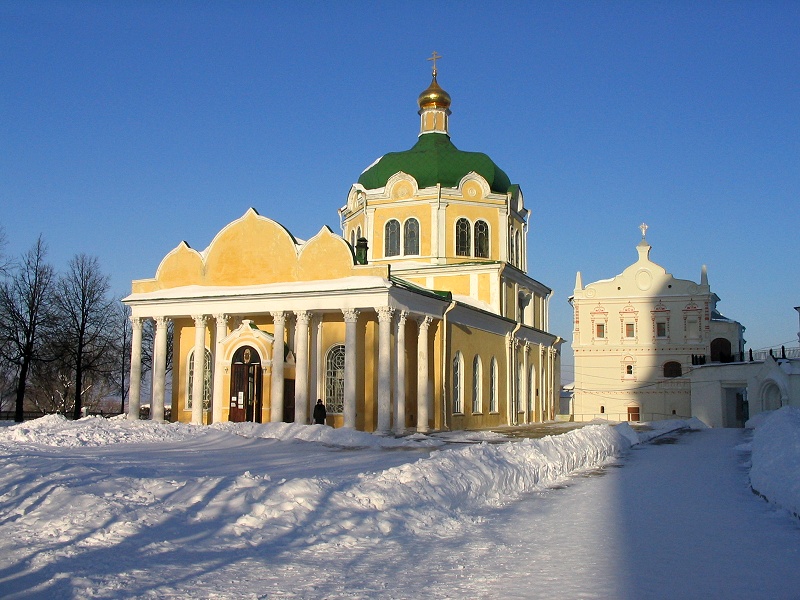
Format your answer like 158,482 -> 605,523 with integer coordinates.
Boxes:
440,300 -> 457,431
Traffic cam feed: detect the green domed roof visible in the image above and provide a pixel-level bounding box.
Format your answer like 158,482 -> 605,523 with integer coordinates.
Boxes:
357,133 -> 512,194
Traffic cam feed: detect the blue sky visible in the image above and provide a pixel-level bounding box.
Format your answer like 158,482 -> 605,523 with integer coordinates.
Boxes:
2,1 -> 799,377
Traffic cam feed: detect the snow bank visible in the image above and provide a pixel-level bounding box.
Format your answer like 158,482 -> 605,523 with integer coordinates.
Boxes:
0,414 -> 208,447
211,421 -> 446,448
225,424 -> 632,543
615,418 -> 707,446
749,406 -> 800,518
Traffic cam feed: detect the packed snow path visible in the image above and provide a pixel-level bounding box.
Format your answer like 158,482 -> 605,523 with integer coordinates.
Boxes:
0,419 -> 798,598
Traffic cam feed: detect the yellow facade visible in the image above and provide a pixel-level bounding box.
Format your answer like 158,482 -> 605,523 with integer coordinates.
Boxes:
124,69 -> 562,434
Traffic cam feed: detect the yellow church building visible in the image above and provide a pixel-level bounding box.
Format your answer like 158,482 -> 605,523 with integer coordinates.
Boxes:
124,62 -> 562,433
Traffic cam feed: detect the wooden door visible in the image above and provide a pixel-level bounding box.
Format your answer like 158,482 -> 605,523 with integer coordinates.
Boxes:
229,346 -> 262,423
627,406 -> 640,422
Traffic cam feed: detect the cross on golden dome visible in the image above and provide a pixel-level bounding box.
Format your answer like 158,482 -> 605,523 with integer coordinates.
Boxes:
427,51 -> 442,76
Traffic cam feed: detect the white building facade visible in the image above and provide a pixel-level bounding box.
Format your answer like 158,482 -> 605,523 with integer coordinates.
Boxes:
569,226 -> 744,422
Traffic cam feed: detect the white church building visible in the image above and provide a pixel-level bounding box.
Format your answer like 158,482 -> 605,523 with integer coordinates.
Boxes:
569,225 -> 745,422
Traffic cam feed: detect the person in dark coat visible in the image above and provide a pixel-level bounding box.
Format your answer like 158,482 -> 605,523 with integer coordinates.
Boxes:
313,399 -> 327,425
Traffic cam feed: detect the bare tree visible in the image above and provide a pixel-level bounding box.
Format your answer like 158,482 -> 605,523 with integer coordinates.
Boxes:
53,254 -> 116,420
0,236 -> 56,421
0,225 -> 11,277
111,301 -> 132,414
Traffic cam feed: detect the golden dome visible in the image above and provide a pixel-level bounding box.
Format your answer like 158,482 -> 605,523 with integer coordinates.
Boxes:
417,73 -> 451,110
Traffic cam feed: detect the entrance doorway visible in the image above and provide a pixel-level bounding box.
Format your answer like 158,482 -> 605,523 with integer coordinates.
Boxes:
229,346 -> 262,423
283,379 -> 295,423
627,406 -> 640,422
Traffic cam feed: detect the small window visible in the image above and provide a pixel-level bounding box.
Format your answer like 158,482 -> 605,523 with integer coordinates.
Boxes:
456,218 -> 471,256
404,219 -> 420,255
350,230 -> 355,247
474,220 -> 489,258
472,355 -> 482,413
596,323 -> 606,338
453,352 -> 464,413
385,220 -> 400,257
626,364 -> 634,375
489,357 -> 498,412
656,321 -> 667,338
663,361 -> 682,378
625,323 -> 636,338
600,405 -> 605,414
325,345 -> 346,414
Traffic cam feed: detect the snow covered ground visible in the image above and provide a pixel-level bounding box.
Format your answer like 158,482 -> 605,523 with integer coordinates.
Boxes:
0,411 -> 797,599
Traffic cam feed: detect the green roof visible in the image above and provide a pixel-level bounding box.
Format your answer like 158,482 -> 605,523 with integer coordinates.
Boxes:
358,133 -> 512,194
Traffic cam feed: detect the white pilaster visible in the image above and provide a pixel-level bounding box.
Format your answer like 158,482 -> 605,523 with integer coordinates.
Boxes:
191,315 -> 207,425
127,317 -> 143,421
212,314 -> 228,424
152,316 -> 169,422
294,311 -> 311,424
394,311 -> 408,435
416,316 -> 432,433
377,306 -> 394,434
521,342 -> 529,425
343,309 -> 360,429
270,311 -> 286,422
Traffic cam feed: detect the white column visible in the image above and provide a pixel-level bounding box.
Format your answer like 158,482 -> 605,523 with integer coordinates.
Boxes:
416,316 -> 432,433
152,316 -> 169,422
127,317 -> 143,421
212,314 -> 228,424
191,315 -> 207,425
521,342 -> 529,425
540,346 -> 546,423
394,311 -> 408,435
377,306 -> 394,434
270,311 -> 286,423
343,309 -> 359,429
310,315 -> 322,402
294,311 -> 311,424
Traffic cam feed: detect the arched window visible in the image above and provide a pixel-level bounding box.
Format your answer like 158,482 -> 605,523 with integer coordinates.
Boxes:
472,355 -> 482,413
474,220 -> 489,258
710,338 -> 733,362
453,352 -> 464,413
456,218 -> 471,256
663,361 -> 682,378
509,225 -> 515,265
489,357 -> 498,413
356,226 -> 361,240
529,365 -> 536,414
518,363 -> 524,413
325,345 -> 346,414
385,220 -> 400,257
626,364 -> 634,375
186,348 -> 212,411
404,219 -> 420,255
350,230 -> 355,247
515,231 -> 521,267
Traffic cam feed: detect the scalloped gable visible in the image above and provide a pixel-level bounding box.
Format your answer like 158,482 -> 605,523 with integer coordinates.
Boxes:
154,241 -> 204,289
132,209 -> 389,292
204,208 -> 299,286
298,226 -> 359,280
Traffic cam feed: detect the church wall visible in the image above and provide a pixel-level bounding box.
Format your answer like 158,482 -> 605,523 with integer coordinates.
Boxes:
447,324 -> 509,430
443,202 -> 502,261
369,203 -> 434,260
434,274 -> 471,297
504,281 -> 516,318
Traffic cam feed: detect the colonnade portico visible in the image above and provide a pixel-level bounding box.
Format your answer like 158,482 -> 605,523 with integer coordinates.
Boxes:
127,305 -> 438,434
